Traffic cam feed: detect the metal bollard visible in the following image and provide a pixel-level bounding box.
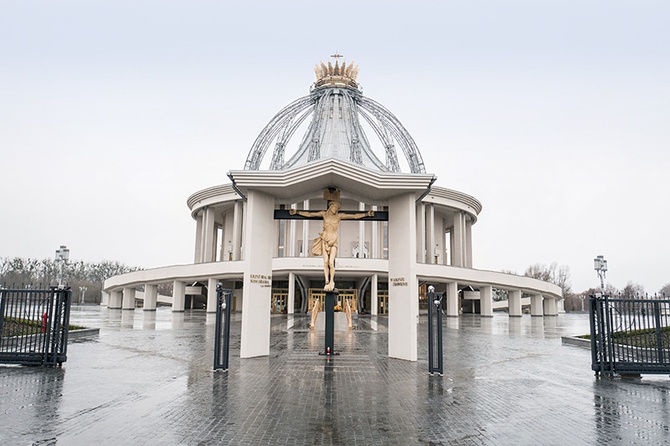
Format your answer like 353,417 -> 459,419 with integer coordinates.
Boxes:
214,284 -> 232,371
427,286 -> 444,375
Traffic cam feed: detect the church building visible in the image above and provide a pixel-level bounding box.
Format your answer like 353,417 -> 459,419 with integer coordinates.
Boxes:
104,56 -> 562,361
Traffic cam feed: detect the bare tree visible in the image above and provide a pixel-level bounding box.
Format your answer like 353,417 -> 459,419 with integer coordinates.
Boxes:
621,281 -> 645,298
0,256 -> 142,302
524,262 -> 573,298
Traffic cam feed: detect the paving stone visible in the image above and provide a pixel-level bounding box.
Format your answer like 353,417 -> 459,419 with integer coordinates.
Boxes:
1,307 -> 670,445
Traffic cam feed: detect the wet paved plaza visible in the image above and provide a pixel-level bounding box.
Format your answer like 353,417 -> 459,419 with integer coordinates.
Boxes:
2,307 -> 670,445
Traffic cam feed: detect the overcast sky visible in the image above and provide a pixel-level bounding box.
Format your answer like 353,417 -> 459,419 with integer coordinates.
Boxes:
1,1 -> 668,294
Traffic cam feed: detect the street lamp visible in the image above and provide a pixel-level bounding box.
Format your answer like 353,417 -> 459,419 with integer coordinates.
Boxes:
594,255 -> 607,293
55,245 -> 70,289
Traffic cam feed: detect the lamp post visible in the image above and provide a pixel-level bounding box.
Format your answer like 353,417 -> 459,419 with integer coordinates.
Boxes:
55,245 -> 70,289
594,255 -> 607,293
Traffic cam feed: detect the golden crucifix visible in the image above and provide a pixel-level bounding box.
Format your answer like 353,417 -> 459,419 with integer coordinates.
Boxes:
290,189 -> 373,292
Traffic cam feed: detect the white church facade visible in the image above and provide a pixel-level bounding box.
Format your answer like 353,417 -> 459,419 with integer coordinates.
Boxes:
103,57 -> 562,362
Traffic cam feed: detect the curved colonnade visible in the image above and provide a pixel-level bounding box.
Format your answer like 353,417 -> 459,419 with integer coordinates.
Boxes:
105,160 -> 562,359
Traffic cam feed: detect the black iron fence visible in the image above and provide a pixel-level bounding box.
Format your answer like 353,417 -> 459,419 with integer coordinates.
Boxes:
590,294 -> 670,377
0,287 -> 72,366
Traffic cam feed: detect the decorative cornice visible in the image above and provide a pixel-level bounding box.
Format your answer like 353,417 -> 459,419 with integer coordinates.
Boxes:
187,184 -> 238,211
229,158 -> 434,202
424,186 -> 483,216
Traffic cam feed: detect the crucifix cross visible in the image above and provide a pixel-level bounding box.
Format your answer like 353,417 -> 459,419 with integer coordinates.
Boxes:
274,208 -> 387,221
330,52 -> 344,61
273,193 -> 387,292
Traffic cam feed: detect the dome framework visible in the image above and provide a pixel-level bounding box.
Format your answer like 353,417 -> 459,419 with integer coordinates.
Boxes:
244,59 -> 426,174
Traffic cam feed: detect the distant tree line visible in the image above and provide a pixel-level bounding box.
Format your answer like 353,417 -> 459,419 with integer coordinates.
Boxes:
498,262 -> 670,312
0,257 -> 143,304
3,256 -> 667,309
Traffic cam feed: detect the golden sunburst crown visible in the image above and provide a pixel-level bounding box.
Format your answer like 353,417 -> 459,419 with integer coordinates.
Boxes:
314,53 -> 359,88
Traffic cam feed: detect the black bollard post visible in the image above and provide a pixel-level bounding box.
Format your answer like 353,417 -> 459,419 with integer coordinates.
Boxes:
214,284 -> 232,371
324,290 -> 336,356
428,288 -> 444,375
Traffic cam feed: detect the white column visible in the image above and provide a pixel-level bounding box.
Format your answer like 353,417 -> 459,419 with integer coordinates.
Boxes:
557,298 -> 565,314
202,207 -> 216,262
427,204 -> 435,264
465,216 -> 473,268
508,289 -> 522,317
530,294 -> 544,317
441,218 -> 448,265
144,284 -> 157,311
287,272 -> 295,314
240,190 -> 274,358
210,213 -> 218,261
371,273 -> 379,315
223,211 -> 233,261
388,192 -> 418,361
173,281 -> 185,312
109,290 -> 123,309
232,201 -> 243,261
194,211 -> 203,263
218,215 -> 225,261
218,228 -> 223,262
371,205 -> 378,259
199,209 -> 207,262
206,278 -> 218,313
289,204 -> 297,257
417,203 -> 426,263
240,201 -> 247,260
446,282 -> 459,317
122,287 -> 135,310
453,212 -> 464,267
480,285 -> 493,317
358,202 -> 365,258
301,199 -> 310,257
544,297 -> 558,316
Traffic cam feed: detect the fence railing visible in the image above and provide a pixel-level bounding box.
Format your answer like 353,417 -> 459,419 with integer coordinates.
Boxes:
0,287 -> 72,366
590,294 -> 670,377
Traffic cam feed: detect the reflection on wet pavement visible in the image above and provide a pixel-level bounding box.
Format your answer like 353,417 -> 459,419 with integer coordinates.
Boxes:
1,306 -> 669,445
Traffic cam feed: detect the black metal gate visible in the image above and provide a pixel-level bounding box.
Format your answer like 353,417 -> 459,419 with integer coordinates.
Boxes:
590,294 -> 670,377
214,285 -> 232,371
0,287 -> 72,366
